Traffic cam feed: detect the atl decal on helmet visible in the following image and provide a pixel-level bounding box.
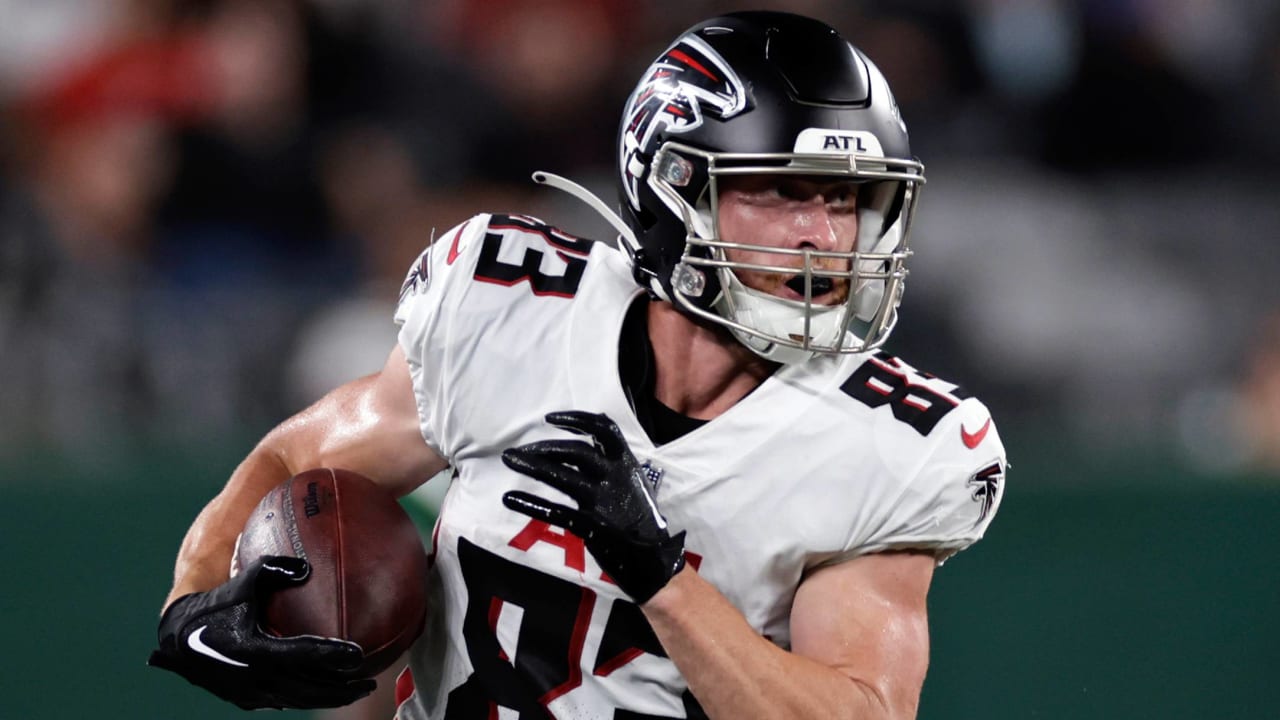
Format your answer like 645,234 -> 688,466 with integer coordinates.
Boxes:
792,129 -> 885,157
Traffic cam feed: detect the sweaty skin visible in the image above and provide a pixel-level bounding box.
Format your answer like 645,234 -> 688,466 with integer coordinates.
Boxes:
716,175 -> 860,305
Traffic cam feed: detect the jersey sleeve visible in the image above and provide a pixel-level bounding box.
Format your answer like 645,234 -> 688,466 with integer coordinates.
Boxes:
393,213 -> 491,456
856,399 -> 1008,564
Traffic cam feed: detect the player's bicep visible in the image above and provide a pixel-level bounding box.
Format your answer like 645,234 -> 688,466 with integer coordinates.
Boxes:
790,550 -> 935,719
263,344 -> 447,497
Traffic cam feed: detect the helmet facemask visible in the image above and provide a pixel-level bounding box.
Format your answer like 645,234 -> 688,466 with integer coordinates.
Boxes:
648,141 -> 924,364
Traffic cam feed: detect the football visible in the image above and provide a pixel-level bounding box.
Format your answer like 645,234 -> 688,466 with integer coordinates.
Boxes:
233,468 -> 429,677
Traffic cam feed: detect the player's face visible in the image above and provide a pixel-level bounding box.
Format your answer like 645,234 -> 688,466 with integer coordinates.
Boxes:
715,174 -> 860,305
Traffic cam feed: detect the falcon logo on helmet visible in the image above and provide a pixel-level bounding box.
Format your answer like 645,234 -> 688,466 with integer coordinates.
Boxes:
619,35 -> 747,210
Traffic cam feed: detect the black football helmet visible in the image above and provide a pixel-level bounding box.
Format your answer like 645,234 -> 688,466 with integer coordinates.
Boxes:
613,11 -> 924,362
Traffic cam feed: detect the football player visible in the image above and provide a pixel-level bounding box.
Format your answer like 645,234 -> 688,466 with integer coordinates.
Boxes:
149,11 -> 1006,719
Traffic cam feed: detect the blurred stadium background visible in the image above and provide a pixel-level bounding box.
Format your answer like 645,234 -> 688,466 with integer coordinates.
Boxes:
1,0 -> 1277,718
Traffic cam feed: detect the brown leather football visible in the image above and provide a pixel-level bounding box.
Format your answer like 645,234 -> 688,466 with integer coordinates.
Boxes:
233,468 -> 429,677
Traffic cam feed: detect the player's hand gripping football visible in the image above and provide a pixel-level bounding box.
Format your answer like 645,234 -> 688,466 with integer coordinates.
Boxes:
148,556 -> 375,710
502,411 -> 686,603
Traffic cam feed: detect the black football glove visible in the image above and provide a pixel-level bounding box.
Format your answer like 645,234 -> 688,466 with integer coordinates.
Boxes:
148,555 -> 376,710
502,411 -> 686,603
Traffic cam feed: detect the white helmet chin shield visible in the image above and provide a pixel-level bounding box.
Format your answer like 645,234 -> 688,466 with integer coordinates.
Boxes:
651,140 -> 923,363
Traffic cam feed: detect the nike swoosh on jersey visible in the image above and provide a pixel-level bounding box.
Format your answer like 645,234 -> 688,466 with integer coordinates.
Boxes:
961,418 -> 991,449
446,221 -> 471,265
188,625 -> 249,667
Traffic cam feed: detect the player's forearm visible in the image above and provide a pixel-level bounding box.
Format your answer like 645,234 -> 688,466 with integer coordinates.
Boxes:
642,568 -> 901,720
163,363 -> 437,610
163,446 -> 295,608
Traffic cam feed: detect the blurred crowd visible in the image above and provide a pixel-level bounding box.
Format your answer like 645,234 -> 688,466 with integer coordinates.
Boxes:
2,0 -> 1279,478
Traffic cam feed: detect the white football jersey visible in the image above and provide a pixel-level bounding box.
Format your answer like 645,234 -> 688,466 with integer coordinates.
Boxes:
392,213 -> 1006,720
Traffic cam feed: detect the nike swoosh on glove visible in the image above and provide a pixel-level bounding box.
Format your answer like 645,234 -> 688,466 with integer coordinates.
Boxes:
148,556 -> 376,710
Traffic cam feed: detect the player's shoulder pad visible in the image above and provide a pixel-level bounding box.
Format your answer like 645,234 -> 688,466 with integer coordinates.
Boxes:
395,213 -> 489,310
838,351 -> 974,440
398,212 -> 598,300
394,213 -> 501,334
839,351 -> 1007,559
394,212 -> 605,327
484,213 -> 598,257
907,388 -> 1007,561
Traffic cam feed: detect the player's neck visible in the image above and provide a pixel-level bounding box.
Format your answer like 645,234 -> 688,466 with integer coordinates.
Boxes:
645,301 -> 777,420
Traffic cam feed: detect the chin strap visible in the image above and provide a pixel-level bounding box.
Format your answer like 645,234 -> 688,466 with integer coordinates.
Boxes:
532,171 -> 674,301
532,171 -> 640,253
